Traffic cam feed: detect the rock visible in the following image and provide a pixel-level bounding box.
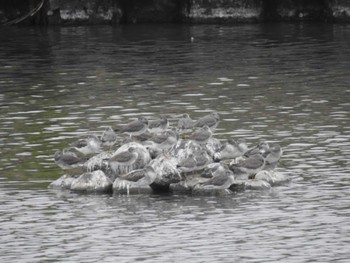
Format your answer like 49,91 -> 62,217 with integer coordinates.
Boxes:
192,184 -> 233,196
48,174 -> 76,190
84,151 -> 112,171
229,180 -> 246,192
70,170 -> 113,193
244,179 -> 271,190
149,155 -> 182,187
255,170 -> 290,186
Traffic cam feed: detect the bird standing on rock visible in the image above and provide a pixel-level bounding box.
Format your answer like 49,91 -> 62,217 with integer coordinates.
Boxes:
194,111 -> 220,131
189,125 -> 212,145
263,144 -> 283,170
118,166 -> 157,186
100,126 -> 117,148
114,166 -> 157,195
71,135 -> 101,156
199,170 -> 235,189
229,153 -> 265,178
108,146 -> 139,175
148,116 -> 169,133
177,153 -> 197,173
194,150 -> 212,171
244,141 -> 269,157
214,139 -> 248,162
120,117 -> 148,137
54,148 -> 85,170
177,113 -> 194,133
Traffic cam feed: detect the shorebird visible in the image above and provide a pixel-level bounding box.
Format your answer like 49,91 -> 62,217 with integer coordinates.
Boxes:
149,130 -> 178,151
194,111 -> 220,131
108,146 -> 139,175
148,116 -> 169,133
214,139 -> 248,162
194,150 -> 212,171
244,141 -> 270,157
177,113 -> 194,133
114,166 -> 157,195
263,144 -> 283,170
200,170 -> 235,189
71,135 -> 102,156
201,162 -> 229,178
177,153 -> 197,173
264,144 -> 282,163
118,166 -> 157,185
100,126 -> 117,147
189,125 -> 212,145
54,148 -> 84,170
120,117 -> 148,137
229,153 -> 265,178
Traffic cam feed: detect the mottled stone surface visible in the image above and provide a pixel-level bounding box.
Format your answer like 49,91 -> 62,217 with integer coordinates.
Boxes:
47,0 -> 122,24
186,0 -> 263,23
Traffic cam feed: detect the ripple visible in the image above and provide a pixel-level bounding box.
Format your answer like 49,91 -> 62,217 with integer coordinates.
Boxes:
0,23 -> 350,263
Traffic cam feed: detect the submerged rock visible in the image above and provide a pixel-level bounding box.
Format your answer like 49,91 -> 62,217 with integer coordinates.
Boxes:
255,170 -> 290,186
192,185 -> 233,196
48,174 -> 77,190
244,179 -> 271,190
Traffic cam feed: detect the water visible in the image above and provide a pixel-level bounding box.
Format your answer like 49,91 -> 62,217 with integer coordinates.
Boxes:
1,23 -> 350,262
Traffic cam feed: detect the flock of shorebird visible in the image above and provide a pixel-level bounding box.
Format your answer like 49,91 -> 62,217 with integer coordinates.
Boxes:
52,112 -> 286,194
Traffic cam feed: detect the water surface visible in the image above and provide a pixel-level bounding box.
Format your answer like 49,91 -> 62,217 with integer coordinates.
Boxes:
1,23 -> 350,262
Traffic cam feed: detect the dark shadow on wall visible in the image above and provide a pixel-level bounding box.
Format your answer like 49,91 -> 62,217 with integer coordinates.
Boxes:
118,0 -> 190,24
261,0 -> 333,21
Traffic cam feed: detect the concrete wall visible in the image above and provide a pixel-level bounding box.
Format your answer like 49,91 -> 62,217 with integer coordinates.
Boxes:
1,0 -> 350,25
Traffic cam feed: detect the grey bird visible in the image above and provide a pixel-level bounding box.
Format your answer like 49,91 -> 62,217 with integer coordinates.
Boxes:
201,162 -> 229,178
108,146 -> 139,174
114,166 -> 157,195
200,170 -> 235,189
54,148 -> 85,170
194,150 -> 212,171
119,166 -> 157,186
244,141 -> 270,157
148,116 -> 169,133
263,144 -> 282,163
214,139 -> 248,161
189,125 -> 212,145
100,126 -> 117,147
70,135 -> 102,156
229,153 -> 265,178
194,112 -> 220,131
120,117 -> 148,137
177,113 -> 194,133
177,153 -> 197,173
152,129 -> 179,153
263,144 -> 283,170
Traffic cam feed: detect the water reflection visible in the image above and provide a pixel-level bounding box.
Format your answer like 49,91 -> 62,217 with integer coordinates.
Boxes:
1,23 -> 350,262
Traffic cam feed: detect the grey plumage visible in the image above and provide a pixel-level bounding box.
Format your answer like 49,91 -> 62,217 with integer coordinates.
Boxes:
194,112 -> 220,130
229,153 -> 265,176
120,117 -> 148,136
189,125 -> 212,145
148,116 -> 169,133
